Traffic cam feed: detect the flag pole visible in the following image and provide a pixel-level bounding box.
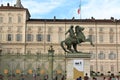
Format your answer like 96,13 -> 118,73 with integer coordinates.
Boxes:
80,0 -> 81,19
77,0 -> 81,19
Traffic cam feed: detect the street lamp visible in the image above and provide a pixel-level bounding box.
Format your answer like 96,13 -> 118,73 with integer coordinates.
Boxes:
48,45 -> 54,80
0,44 -> 2,55
0,50 -> 2,55
0,44 -> 2,73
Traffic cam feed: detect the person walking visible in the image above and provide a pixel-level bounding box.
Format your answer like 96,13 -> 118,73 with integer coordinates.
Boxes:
84,73 -> 89,80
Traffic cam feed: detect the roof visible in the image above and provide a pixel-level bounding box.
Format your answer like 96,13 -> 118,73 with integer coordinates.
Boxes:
0,5 -> 31,17
27,18 -> 120,24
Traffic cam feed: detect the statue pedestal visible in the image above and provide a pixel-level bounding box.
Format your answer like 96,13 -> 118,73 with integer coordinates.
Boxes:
66,52 -> 91,80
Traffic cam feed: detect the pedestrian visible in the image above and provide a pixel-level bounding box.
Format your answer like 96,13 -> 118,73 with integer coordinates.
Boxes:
116,76 -> 119,80
92,77 -> 97,80
103,77 -> 107,80
84,73 -> 89,80
77,76 -> 82,80
108,76 -> 112,80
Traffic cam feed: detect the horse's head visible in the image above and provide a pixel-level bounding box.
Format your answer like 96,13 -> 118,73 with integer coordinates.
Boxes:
75,26 -> 84,32
79,27 -> 84,31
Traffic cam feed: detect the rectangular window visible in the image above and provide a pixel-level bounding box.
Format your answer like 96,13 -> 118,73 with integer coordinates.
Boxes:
26,34 -> 33,41
38,27 -> 43,32
18,16 -> 21,23
27,49 -> 31,54
99,27 -> 103,32
99,34 -> 103,42
7,48 -> 11,54
27,26 -> 32,31
36,34 -> 43,41
100,65 -> 103,72
17,26 -> 22,32
16,48 -> 21,53
88,35 -> 95,42
90,65 -> 93,71
58,33 -> 62,43
58,27 -> 62,32
48,27 -> 52,33
16,34 -> 22,41
111,65 -> 114,72
0,17 -> 3,23
47,34 -> 51,42
88,35 -> 92,41
8,26 -> 12,31
0,26 -> 3,31
8,17 -> 12,23
7,34 -> 13,41
110,34 -> 114,43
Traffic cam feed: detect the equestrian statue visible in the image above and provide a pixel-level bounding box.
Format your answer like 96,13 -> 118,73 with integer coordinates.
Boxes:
61,25 -> 94,53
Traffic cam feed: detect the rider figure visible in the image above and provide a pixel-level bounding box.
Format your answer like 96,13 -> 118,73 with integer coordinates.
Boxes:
65,25 -> 75,38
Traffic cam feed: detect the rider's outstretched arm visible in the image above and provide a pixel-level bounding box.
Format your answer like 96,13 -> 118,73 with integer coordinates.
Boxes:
65,30 -> 69,35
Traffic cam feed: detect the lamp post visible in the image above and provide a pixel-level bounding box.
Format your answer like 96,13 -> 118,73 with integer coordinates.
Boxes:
0,44 -> 2,72
0,44 -> 2,55
48,45 -> 54,80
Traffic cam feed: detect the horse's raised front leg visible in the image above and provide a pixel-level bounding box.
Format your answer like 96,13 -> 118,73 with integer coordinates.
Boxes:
85,38 -> 95,47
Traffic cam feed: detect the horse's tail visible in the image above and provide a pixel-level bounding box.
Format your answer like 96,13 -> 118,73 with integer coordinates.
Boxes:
61,41 -> 67,52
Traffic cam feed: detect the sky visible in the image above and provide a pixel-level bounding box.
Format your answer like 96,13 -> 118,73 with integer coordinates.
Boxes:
1,0 -> 120,19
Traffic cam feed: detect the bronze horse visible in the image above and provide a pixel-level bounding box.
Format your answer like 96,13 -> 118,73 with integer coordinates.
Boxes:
61,26 -> 94,53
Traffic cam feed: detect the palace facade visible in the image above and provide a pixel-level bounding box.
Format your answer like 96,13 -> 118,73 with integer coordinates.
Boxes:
0,0 -> 120,75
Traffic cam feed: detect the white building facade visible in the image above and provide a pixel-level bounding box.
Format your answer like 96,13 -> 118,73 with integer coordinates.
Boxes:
0,0 -> 120,75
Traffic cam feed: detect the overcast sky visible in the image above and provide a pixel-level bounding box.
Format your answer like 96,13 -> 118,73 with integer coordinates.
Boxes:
1,0 -> 120,19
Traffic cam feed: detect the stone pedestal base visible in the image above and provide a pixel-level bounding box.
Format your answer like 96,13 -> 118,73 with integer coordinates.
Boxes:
66,53 -> 91,80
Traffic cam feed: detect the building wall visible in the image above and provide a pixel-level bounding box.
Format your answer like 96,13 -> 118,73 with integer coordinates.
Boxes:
0,5 -> 120,75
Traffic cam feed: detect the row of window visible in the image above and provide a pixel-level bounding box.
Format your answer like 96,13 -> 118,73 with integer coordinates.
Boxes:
0,26 -> 63,33
88,34 -> 114,43
1,48 -> 63,54
0,26 -> 22,32
90,64 -> 115,72
26,34 -> 50,42
91,52 -> 116,60
0,33 -> 116,43
0,34 -> 51,42
0,15 -> 22,23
